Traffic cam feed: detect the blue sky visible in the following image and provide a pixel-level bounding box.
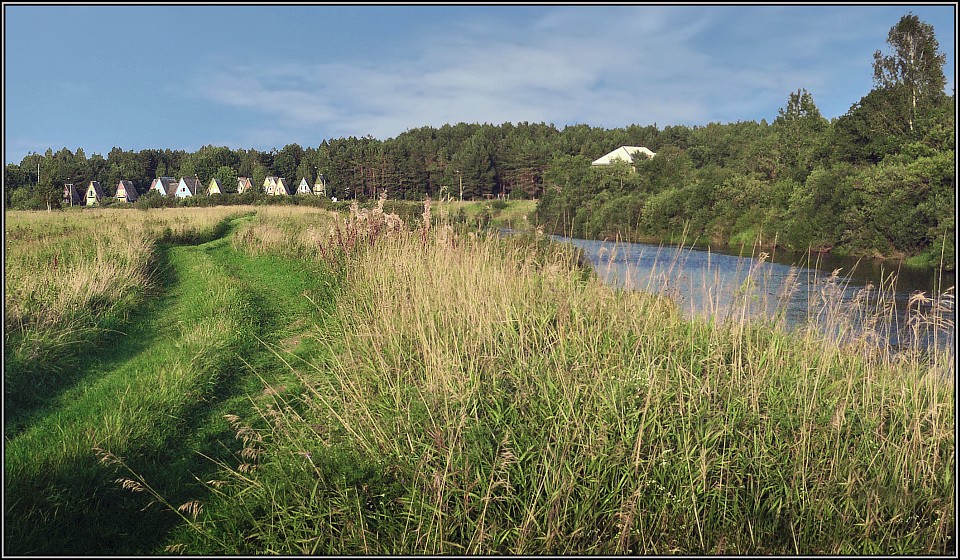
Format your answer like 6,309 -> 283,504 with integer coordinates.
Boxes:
3,4 -> 956,164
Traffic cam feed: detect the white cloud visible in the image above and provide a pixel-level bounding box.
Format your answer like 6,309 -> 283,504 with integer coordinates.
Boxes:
186,6 -> 921,143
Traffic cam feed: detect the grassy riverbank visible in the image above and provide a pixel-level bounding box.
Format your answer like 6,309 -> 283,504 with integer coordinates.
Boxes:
169,204 -> 955,554
4,202 -> 954,554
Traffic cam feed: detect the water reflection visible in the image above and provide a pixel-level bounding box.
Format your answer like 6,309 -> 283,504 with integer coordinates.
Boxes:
549,234 -> 956,357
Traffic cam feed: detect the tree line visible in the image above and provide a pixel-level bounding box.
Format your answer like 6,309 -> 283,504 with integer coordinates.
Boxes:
5,14 -> 953,268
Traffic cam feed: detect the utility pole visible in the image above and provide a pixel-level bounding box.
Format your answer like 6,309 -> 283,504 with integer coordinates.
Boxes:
457,170 -> 463,204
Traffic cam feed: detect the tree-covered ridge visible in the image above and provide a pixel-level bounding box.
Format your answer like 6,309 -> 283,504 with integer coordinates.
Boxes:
5,14 -> 954,268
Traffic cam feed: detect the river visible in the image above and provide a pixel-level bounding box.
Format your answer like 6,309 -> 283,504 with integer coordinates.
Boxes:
547,234 -> 956,357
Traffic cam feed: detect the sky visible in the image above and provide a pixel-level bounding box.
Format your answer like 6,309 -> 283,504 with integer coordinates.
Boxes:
3,3 -> 956,165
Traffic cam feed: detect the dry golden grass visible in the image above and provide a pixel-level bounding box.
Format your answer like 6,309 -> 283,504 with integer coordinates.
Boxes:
5,207 -> 249,334
231,205 -> 339,260
4,206 -> 251,409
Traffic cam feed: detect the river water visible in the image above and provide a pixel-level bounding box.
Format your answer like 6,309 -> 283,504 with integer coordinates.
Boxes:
548,234 -> 956,356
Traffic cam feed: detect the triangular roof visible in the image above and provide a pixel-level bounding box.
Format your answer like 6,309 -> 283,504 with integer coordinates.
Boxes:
591,146 -> 656,166
63,183 -> 82,204
177,176 -> 201,197
274,177 -> 290,195
263,175 -> 279,195
208,177 -> 223,195
313,173 -> 327,195
237,176 -> 254,193
85,181 -> 105,202
297,177 -> 311,193
150,176 -> 178,196
116,180 -> 139,202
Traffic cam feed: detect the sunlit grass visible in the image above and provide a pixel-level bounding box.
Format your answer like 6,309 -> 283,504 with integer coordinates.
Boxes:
158,203 -> 954,555
432,199 -> 537,231
230,205 -> 337,260
4,206 -> 251,418
6,201 -> 951,554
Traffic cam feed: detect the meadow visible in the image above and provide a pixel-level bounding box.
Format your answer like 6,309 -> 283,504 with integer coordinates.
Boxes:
3,200 -> 955,555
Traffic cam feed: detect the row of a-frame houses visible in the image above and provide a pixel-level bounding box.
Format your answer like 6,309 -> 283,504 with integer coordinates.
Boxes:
63,173 -> 330,206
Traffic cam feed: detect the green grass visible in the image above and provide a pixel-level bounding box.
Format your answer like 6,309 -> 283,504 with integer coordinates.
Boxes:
4,203 -> 954,555
4,207 -> 251,425
4,213 -> 339,555
159,212 -> 953,555
433,199 -> 537,231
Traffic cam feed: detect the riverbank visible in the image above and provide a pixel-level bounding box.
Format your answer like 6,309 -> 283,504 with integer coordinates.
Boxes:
5,204 -> 954,554
169,205 -> 955,554
548,224 -> 956,281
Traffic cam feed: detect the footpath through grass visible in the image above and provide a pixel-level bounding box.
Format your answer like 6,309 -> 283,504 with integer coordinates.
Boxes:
4,214 -> 338,555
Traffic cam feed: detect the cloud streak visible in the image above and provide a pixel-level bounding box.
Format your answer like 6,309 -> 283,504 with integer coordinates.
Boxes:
185,6 -> 947,146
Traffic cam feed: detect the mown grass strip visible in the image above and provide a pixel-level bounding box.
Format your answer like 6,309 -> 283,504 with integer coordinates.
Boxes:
4,214 -> 338,555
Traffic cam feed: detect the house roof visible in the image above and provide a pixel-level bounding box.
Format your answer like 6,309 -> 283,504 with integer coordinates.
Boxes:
86,181 -> 105,199
591,146 -> 656,166
208,177 -> 223,194
179,176 -> 202,196
150,176 -> 178,195
64,183 -> 82,204
116,180 -> 139,201
313,174 -> 327,194
297,177 -> 311,192
275,177 -> 290,195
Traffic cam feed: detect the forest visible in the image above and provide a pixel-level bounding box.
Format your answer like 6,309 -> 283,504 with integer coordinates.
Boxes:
5,14 -> 954,268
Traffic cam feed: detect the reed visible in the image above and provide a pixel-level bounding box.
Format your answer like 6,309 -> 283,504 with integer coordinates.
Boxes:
161,202 -> 953,554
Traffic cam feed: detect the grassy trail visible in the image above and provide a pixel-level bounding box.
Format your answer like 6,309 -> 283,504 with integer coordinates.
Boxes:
4,215 -> 336,555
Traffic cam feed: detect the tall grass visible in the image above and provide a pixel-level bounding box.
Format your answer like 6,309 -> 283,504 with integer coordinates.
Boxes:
595,234 -> 954,378
231,205 -> 338,260
154,202 -> 953,554
432,199 -> 537,231
4,206 -> 251,420
4,235 -> 268,554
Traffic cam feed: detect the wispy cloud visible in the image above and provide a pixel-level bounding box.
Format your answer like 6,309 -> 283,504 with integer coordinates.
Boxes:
184,6 -> 943,144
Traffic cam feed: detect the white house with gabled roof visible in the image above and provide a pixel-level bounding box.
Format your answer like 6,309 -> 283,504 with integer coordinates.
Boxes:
591,146 -> 656,167
296,177 -> 312,195
150,176 -> 178,196
175,176 -> 202,198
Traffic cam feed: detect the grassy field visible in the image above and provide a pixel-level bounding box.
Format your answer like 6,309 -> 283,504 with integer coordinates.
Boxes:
4,200 -> 954,555
4,206 -> 251,426
432,198 -> 537,231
